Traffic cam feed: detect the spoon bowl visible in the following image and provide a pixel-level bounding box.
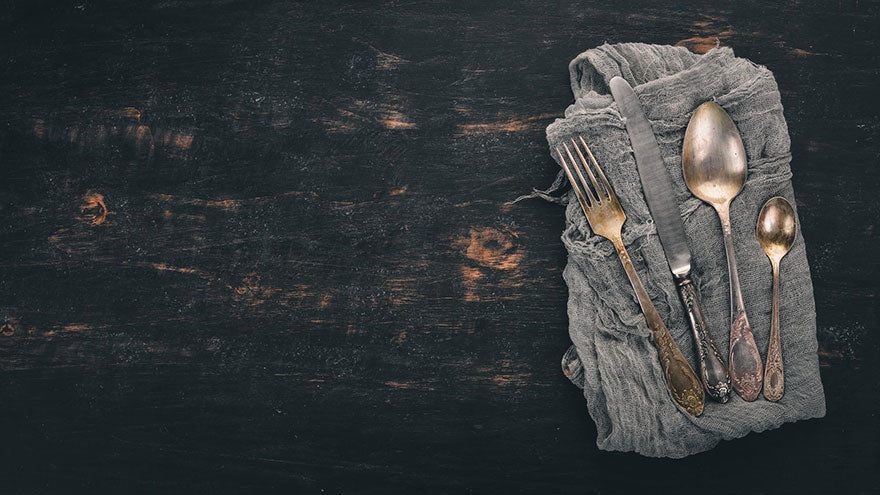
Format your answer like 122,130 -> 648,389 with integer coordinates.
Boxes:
757,197 -> 797,262
682,102 -> 748,207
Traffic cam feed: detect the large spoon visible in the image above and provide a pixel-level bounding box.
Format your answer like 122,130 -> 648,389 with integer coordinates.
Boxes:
756,196 -> 796,401
682,102 -> 763,401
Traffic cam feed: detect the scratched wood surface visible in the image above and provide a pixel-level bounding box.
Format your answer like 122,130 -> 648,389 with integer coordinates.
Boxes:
1,1 -> 878,493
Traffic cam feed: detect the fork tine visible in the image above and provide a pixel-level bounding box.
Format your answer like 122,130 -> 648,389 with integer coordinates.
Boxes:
556,147 -> 592,211
570,138 -> 605,200
579,136 -> 614,200
562,142 -> 598,206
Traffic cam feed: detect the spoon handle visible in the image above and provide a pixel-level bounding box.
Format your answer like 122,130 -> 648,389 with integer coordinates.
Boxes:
611,236 -> 704,416
676,276 -> 731,403
718,206 -> 763,401
764,262 -> 784,401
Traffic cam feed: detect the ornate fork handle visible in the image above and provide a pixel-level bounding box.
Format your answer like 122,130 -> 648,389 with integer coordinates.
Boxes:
611,236 -> 705,416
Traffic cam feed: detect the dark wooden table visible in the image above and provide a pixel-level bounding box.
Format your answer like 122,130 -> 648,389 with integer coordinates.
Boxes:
2,1 -> 878,493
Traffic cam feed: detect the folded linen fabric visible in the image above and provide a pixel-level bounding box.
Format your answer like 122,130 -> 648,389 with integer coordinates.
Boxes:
539,43 -> 825,458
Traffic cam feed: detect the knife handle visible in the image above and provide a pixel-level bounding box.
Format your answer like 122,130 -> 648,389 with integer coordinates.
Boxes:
676,275 -> 731,403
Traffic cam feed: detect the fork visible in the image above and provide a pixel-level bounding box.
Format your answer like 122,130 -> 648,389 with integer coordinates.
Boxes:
557,136 -> 705,416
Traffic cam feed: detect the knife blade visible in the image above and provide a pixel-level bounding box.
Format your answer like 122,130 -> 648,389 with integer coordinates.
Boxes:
609,78 -> 690,277
609,76 -> 731,403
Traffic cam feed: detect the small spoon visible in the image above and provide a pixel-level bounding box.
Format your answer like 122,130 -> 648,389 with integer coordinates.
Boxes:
682,101 -> 763,401
756,196 -> 796,401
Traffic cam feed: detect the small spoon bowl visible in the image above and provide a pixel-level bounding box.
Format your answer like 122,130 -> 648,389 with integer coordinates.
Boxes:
757,197 -> 797,262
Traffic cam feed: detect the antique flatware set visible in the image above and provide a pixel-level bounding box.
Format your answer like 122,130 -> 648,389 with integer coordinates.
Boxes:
556,77 -> 796,415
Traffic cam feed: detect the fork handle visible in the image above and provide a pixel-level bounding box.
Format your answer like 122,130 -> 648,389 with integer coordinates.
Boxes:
612,237 -> 704,416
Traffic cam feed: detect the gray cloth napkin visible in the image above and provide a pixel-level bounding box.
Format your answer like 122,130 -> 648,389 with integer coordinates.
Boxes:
536,43 -> 825,458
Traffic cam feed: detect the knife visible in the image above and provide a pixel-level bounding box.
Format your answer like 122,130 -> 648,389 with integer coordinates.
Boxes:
609,76 -> 731,403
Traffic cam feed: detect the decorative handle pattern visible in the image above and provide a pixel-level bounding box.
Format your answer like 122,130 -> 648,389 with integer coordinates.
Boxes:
718,207 -> 763,401
728,310 -> 763,401
677,276 -> 731,403
612,237 -> 704,416
763,263 -> 784,401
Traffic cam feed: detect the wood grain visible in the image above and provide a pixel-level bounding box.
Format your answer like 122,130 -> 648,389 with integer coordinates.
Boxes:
0,0 -> 878,492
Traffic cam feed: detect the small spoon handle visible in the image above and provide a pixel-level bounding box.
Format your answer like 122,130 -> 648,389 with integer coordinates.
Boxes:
676,276 -> 731,403
764,262 -> 784,401
717,205 -> 763,401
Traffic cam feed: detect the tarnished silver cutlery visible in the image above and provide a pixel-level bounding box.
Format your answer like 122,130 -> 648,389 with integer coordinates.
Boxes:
557,136 -> 704,416
610,77 -> 731,403
682,102 -> 763,402
756,196 -> 797,401
558,96 -> 798,409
